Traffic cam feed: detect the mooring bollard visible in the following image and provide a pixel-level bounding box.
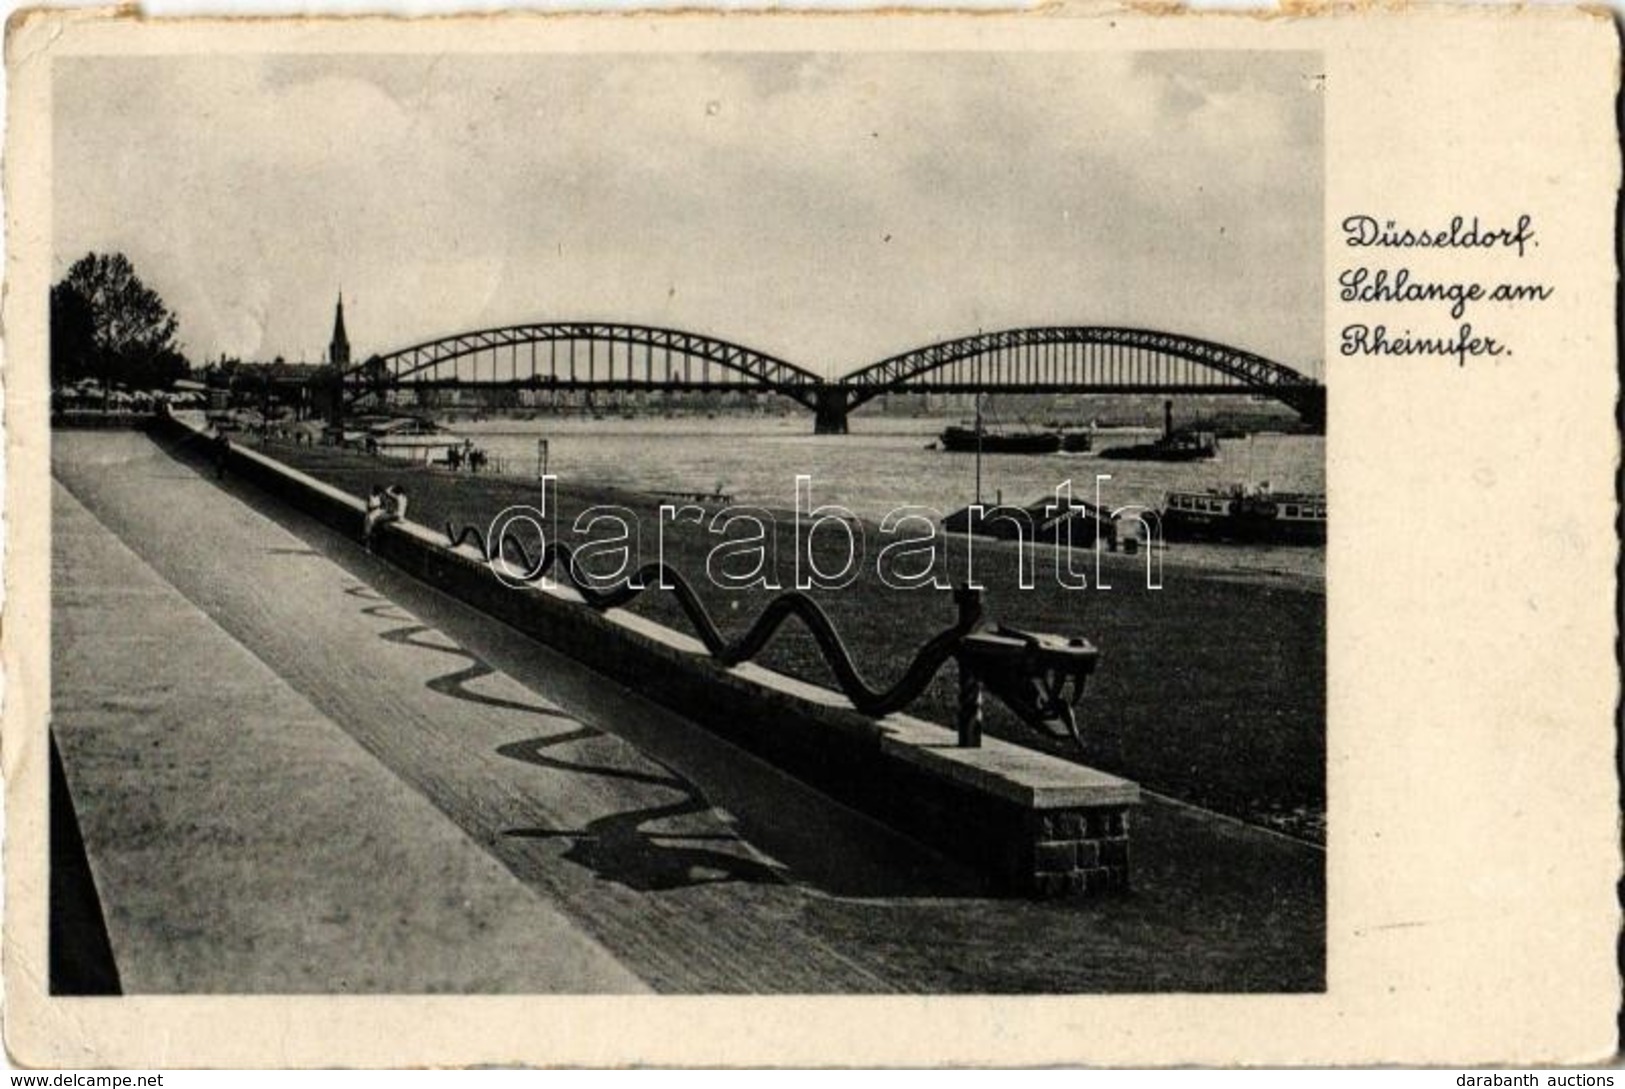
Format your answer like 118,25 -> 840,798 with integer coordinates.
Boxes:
956,660 -> 984,748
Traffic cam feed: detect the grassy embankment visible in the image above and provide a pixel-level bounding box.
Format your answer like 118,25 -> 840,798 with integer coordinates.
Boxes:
264,439 -> 1326,842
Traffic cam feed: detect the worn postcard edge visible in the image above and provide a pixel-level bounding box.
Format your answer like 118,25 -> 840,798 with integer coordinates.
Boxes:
1,6 -> 1620,1069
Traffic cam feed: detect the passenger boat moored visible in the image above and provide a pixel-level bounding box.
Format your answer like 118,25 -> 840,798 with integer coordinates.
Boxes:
1161,485 -> 1326,545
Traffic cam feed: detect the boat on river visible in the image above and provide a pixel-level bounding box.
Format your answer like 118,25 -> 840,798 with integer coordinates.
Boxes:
1097,400 -> 1219,462
1058,429 -> 1093,453
337,414 -> 470,465
938,391 -> 1067,456
939,424 -> 1061,455
1161,485 -> 1326,545
1097,427 -> 1218,462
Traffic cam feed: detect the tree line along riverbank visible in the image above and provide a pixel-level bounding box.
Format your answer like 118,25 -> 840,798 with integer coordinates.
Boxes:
261,438 -> 1326,843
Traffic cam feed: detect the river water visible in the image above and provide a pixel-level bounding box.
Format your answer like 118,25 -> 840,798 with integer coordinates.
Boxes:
443,415 -> 1325,581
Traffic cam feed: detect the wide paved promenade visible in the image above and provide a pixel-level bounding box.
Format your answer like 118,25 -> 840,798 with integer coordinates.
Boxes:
50,429 -> 1323,993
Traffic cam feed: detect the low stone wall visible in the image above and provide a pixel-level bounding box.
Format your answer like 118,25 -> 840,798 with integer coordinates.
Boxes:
156,411 -> 1139,897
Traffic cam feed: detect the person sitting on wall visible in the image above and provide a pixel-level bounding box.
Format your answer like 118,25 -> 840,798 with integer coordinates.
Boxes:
386,484 -> 409,522
362,485 -> 387,551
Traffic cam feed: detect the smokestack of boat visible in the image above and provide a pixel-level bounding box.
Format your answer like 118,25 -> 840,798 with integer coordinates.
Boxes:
1164,399 -> 1173,439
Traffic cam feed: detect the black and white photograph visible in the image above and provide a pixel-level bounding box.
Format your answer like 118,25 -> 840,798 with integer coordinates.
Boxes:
44,46 -> 1327,997
7,6 -> 1618,1071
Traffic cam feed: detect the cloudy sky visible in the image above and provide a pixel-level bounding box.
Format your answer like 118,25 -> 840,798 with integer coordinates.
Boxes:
54,51 -> 1322,377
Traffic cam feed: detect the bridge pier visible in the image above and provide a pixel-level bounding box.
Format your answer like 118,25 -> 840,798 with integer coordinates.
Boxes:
1283,387 -> 1326,433
812,388 -> 850,435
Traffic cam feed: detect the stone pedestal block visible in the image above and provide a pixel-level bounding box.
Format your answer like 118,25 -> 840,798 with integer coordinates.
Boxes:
1017,807 -> 1133,898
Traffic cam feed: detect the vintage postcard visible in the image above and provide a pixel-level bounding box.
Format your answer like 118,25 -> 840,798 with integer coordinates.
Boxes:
1,6 -> 1618,1068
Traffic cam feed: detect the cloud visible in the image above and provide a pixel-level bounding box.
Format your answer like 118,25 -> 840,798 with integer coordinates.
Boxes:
54,50 -> 1322,375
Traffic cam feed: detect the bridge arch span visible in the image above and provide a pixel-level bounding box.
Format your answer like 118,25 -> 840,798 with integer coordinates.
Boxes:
342,321 -> 826,408
843,326 -> 1318,400
834,326 -> 1323,429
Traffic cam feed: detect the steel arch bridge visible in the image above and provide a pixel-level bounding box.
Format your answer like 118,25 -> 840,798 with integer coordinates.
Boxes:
340,321 -> 1324,432
342,321 -> 826,407
819,325 -> 1325,432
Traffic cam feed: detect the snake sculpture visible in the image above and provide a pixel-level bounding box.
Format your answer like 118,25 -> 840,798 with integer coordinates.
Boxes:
445,521 -> 981,717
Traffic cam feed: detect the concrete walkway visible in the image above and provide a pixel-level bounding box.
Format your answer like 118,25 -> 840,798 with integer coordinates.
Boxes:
53,479 -> 646,993
51,429 -> 1323,993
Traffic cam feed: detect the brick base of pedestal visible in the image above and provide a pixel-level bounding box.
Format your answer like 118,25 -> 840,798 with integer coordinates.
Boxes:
1016,806 -> 1132,898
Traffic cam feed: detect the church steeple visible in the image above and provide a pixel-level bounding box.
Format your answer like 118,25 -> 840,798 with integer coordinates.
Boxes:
328,292 -> 351,366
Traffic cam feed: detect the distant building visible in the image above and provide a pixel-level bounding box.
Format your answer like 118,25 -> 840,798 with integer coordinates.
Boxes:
328,293 -> 351,366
